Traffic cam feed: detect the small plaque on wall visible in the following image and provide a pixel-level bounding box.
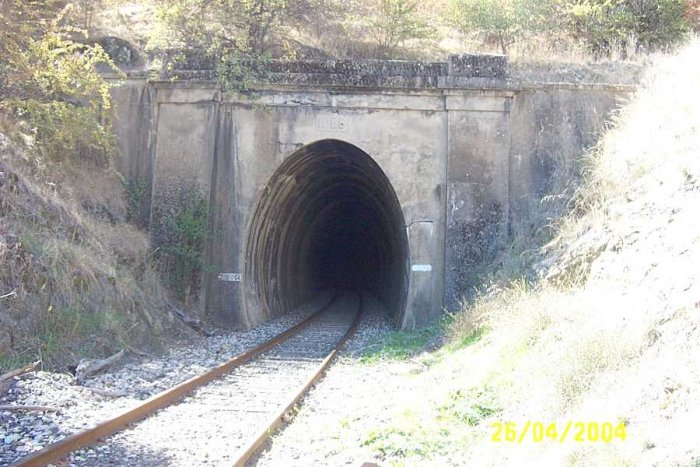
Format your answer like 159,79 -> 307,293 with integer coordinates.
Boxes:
218,273 -> 242,282
316,114 -> 348,132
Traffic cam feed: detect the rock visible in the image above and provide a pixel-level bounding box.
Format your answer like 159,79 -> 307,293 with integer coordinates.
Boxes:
96,36 -> 143,69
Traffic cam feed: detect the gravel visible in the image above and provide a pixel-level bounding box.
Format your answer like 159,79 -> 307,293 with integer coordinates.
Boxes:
0,291 -> 402,466
252,294 -> 409,467
67,294 -> 361,466
0,295 -> 327,466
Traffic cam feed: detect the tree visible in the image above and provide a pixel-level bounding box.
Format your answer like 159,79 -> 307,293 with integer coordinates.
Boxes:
687,0 -> 700,31
151,0 -> 292,56
151,0 -> 297,91
338,0 -> 435,58
0,0 -> 119,163
625,0 -> 690,52
371,0 -> 433,58
450,0 -> 551,54
561,0 -> 691,57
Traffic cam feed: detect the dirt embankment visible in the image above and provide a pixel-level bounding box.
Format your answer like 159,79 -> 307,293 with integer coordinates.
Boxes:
417,39 -> 700,466
0,132 -> 181,373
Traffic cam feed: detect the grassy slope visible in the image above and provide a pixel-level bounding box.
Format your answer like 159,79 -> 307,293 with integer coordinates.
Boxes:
361,39 -> 700,466
0,131 -> 178,372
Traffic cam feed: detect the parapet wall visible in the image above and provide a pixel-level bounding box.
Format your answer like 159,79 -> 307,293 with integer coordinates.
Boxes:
148,50 -> 508,88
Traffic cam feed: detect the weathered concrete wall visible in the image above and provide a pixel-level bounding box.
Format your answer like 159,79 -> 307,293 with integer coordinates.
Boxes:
223,89 -> 447,329
109,55 -> 632,328
508,87 -> 626,236
110,80 -> 154,227
148,87 -> 219,248
444,92 -> 512,309
444,86 -> 628,307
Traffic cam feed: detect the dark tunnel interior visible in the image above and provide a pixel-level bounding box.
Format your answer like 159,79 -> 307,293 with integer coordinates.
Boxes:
244,139 -> 408,325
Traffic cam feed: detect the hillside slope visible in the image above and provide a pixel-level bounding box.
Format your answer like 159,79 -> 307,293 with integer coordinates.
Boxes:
357,39 -> 700,466
0,133 -> 180,372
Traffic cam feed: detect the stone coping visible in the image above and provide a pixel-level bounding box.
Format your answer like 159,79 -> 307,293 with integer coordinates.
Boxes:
107,49 -> 634,92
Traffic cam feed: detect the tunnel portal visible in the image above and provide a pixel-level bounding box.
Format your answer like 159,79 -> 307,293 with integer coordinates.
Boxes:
244,139 -> 409,325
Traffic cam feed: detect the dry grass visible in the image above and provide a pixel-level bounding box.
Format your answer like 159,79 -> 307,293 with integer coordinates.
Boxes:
545,38 -> 700,282
0,130 -> 178,372
584,43 -> 700,202
85,0 -> 654,87
361,38 -> 700,466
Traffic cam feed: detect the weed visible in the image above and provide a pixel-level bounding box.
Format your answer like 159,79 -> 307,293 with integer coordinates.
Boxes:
1,305 -> 127,372
360,321 -> 443,363
124,177 -> 149,227
1,152 -> 172,372
555,329 -> 632,408
0,353 -> 34,375
445,326 -> 485,352
19,230 -> 46,257
362,425 -> 448,460
157,186 -> 210,306
437,386 -> 501,426
216,53 -> 272,94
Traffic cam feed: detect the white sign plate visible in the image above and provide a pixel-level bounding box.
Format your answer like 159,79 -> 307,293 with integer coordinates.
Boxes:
218,273 -> 242,282
411,264 -> 432,272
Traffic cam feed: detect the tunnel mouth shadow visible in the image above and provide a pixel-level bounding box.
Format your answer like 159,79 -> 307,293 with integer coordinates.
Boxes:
243,139 -> 409,327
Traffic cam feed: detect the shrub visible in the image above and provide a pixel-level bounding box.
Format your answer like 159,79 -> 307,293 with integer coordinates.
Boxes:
124,177 -> 150,227
563,0 -> 691,57
450,0 -> 551,54
0,2 -> 119,164
369,0 -> 434,58
157,186 -> 210,306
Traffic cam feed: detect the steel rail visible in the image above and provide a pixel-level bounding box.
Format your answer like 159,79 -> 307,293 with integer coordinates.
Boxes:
12,293 -> 339,467
232,292 -> 364,466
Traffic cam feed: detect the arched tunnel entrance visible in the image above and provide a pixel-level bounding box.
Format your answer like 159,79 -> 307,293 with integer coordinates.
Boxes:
244,139 -> 408,326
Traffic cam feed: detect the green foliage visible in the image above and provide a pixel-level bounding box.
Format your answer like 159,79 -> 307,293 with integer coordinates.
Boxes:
152,0 -> 436,73
628,0 -> 691,50
371,0 -> 434,57
158,186 -> 210,305
562,0 -> 691,57
37,305 -> 119,362
0,2 -> 168,372
451,0 -> 551,54
360,314 -> 485,364
151,0 -> 291,91
360,322 -> 443,363
152,0 -> 290,54
444,325 -> 485,351
0,1 -> 120,163
450,0 -> 691,56
216,52 -> 272,93
124,177 -> 149,227
363,425 -> 450,460
436,386 -> 501,426
339,0 -> 435,58
0,354 -> 31,375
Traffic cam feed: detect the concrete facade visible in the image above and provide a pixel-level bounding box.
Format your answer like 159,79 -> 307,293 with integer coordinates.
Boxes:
110,56 -> 632,330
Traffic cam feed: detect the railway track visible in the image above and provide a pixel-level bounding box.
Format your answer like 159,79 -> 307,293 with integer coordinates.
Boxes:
13,291 -> 363,466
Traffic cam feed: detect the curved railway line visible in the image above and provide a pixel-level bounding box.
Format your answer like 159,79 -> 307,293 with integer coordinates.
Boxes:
13,291 -> 364,466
